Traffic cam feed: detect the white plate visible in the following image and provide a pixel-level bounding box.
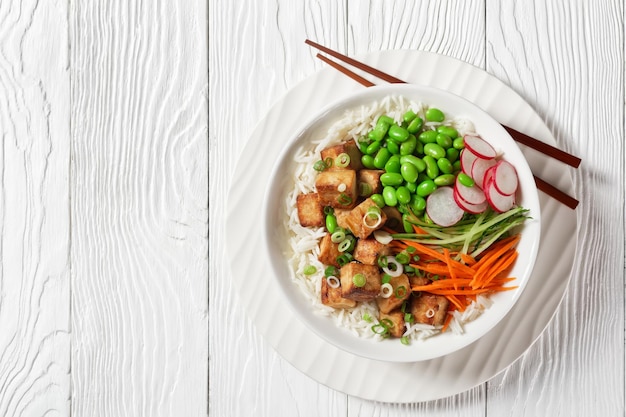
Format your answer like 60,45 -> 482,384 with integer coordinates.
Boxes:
264,83 -> 541,363
226,50 -> 577,402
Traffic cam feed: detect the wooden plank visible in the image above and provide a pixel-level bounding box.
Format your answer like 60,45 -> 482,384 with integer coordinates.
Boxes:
208,1 -> 350,416
485,1 -> 625,416
69,1 -> 208,416
0,1 -> 71,415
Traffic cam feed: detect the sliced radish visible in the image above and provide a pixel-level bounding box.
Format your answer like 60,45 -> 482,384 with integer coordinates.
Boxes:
484,176 -> 516,213
454,176 -> 487,205
492,160 -> 519,196
464,134 -> 497,159
453,187 -> 488,214
460,149 -> 478,175
470,157 -> 497,189
426,187 -> 465,227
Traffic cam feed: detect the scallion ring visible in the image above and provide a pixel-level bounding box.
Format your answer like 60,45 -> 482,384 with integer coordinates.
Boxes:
382,256 -> 403,277
380,283 -> 393,298
362,211 -> 382,229
337,193 -> 353,206
330,229 -> 346,243
425,308 -> 436,318
400,336 -> 410,346
336,253 -> 352,266
303,265 -> 317,275
352,273 -> 366,288
324,266 -> 338,277
337,183 -> 347,192
359,182 -> 372,197
395,252 -> 410,265
394,285 -> 407,298
313,160 -> 327,172
335,153 -> 351,168
326,276 -> 340,289
324,156 -> 334,168
338,238 -> 352,253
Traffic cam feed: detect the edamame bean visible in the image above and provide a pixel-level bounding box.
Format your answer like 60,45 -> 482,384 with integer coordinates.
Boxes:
368,123 -> 388,142
435,133 -> 453,149
446,147 -> 460,162
395,186 -> 411,204
425,108 -> 445,122
423,155 -> 439,179
405,181 -> 417,193
400,155 -> 426,172
418,130 -> 438,144
453,137 -> 465,150
384,155 -> 401,173
386,139 -> 400,155
434,173 -> 456,186
424,143 -> 446,159
453,160 -> 462,172
361,154 -> 376,169
437,157 -> 454,174
416,179 -> 437,197
410,194 -> 426,212
378,115 -> 395,126
437,125 -> 458,138
380,172 -> 404,186
403,110 -> 417,123
457,172 -> 475,187
400,162 -> 419,183
382,186 -> 398,206
407,116 -> 423,134
373,148 -> 391,169
357,138 -> 369,153
400,135 -> 417,156
371,193 -> 385,208
326,214 -> 338,233
388,125 -> 410,142
365,140 -> 381,155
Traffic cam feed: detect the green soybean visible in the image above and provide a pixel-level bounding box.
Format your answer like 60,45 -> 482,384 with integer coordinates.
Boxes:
410,195 -> 426,212
380,172 -> 404,186
400,162 -> 419,183
373,148 -> 391,169
437,125 -> 458,138
405,181 -> 417,193
434,173 -> 456,186
416,179 -> 437,197
424,143 -> 446,159
400,155 -> 426,172
382,186 -> 398,206
453,160 -> 462,172
371,193 -> 385,208
361,154 -> 376,169
437,157 -> 454,174
388,125 -> 410,142
357,138 -> 370,153
457,172 -> 475,187
403,110 -> 417,124
400,135 -> 417,155
407,116 -> 423,134
396,186 -> 411,204
384,155 -> 401,173
453,137 -> 465,150
326,214 -> 338,233
446,147 -> 460,162
435,133 -> 453,149
386,139 -> 400,155
425,108 -> 445,122
418,130 -> 438,144
423,155 -> 439,179
365,140 -> 381,155
368,123 -> 389,142
378,115 -> 395,126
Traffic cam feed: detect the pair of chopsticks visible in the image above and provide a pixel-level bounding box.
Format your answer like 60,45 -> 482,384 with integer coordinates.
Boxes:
305,39 -> 580,210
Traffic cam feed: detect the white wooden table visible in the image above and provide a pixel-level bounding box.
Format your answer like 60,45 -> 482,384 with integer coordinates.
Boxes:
1,0 -> 623,416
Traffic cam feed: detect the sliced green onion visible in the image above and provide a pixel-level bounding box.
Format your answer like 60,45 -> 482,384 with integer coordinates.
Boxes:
338,238 -> 352,253
303,265 -> 317,275
323,206 -> 334,215
395,252 -> 410,265
380,283 -> 393,298
324,266 -> 338,277
400,336 -> 410,346
335,153 -> 351,168
326,276 -> 340,289
313,160 -> 328,171
371,323 -> 388,336
337,193 -> 353,206
404,313 -> 414,323
352,273 -> 366,287
395,285 -> 407,298
381,274 -> 392,284
362,313 -> 372,323
324,157 -> 334,168
330,229 -> 346,243
377,255 -> 388,268
359,182 -> 373,197
336,253 -> 352,266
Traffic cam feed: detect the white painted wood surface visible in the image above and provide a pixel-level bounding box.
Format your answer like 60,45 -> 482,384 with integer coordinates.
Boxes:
0,0 -> 623,416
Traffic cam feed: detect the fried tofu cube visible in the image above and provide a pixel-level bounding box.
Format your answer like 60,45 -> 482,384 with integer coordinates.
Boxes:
333,208 -> 351,230
353,238 -> 391,265
344,198 -> 387,239
318,233 -> 342,268
379,309 -> 406,338
410,293 -> 449,326
409,275 -> 431,287
376,274 -> 411,314
315,169 -> 358,209
320,140 -> 363,171
321,277 -> 357,309
340,262 -> 381,302
357,169 -> 384,196
382,206 -> 403,232
296,193 -> 324,227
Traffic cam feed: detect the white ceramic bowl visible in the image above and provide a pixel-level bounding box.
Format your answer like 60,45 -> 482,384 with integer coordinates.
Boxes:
263,84 -> 541,362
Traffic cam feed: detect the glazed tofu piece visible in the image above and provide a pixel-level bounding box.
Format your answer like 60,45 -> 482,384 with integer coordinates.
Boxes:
315,169 -> 358,209
321,276 -> 357,309
318,233 -> 342,268
320,140 -> 363,171
376,274 -> 411,314
333,208 -> 351,230
410,293 -> 449,326
357,169 -> 384,196
296,193 -> 324,227
409,275 -> 431,287
340,262 -> 381,302
344,198 -> 387,239
353,238 -> 391,265
382,206 -> 403,232
379,309 -> 406,338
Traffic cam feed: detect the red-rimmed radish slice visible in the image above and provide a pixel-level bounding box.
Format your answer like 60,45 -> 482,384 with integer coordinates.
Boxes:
453,187 -> 488,214
492,160 -> 519,196
426,186 -> 465,227
464,134 -> 497,159
455,176 -> 487,205
484,176 -> 516,213
470,157 -> 497,189
460,149 -> 478,175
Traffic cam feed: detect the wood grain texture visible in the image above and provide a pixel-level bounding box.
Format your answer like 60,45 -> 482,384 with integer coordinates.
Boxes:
0,1 -> 71,416
485,1 -> 625,415
70,1 -> 208,416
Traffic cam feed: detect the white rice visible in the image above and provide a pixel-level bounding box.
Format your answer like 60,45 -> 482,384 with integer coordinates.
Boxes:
284,95 -> 492,342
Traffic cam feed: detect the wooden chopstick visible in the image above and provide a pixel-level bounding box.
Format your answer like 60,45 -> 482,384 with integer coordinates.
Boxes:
306,39 -> 581,169
306,39 -> 580,209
